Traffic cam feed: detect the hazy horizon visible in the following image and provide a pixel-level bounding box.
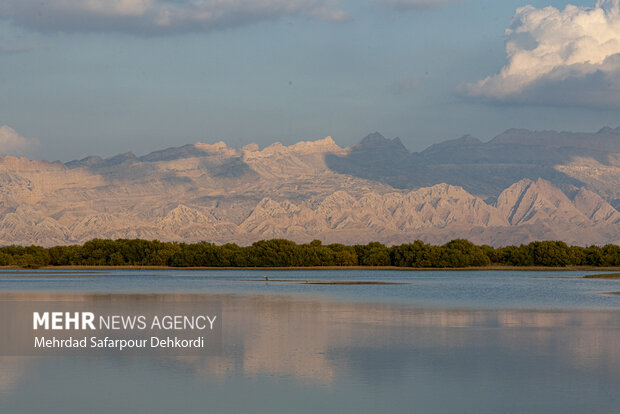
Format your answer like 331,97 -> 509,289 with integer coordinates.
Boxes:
2,125 -> 620,163
3,0 -> 620,161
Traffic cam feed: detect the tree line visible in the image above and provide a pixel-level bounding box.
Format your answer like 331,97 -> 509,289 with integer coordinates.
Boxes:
1,238 -> 619,268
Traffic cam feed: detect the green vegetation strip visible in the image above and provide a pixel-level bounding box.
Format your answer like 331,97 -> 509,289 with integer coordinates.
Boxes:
0,238 -> 619,269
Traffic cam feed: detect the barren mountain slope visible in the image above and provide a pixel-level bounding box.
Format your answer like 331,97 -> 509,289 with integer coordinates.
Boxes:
327,128 -> 620,201
0,135 -> 619,247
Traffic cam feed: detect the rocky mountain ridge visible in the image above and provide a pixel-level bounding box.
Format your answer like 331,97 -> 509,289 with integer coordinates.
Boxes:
1,131 -> 619,246
327,128 -> 620,203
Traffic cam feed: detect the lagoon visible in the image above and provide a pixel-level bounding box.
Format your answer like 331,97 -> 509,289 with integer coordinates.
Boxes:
1,268 -> 620,308
1,270 -> 620,413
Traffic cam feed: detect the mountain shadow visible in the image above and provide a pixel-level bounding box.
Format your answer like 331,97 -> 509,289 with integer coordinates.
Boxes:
326,129 -> 620,199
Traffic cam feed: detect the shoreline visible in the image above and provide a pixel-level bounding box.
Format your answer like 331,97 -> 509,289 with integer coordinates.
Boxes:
584,272 -> 620,279
1,265 -> 620,272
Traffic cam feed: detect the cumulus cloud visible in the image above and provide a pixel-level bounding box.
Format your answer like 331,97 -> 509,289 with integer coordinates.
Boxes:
385,0 -> 457,11
0,126 -> 40,156
465,0 -> 620,108
0,0 -> 349,35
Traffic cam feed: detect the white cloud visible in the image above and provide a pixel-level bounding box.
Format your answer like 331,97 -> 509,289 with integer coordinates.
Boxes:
385,0 -> 457,11
465,0 -> 620,108
0,126 -> 40,156
0,0 -> 349,35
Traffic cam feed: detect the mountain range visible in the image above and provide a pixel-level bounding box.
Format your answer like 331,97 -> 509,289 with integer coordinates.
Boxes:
1,128 -> 620,247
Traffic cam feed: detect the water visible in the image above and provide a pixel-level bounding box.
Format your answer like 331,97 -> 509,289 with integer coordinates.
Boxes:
1,268 -> 619,308
1,269 -> 620,413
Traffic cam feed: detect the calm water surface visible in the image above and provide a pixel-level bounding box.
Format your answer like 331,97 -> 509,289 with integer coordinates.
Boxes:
1,269 -> 619,413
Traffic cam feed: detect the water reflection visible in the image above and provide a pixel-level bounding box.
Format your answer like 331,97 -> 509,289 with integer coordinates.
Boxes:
0,357 -> 29,395
1,291 -> 620,413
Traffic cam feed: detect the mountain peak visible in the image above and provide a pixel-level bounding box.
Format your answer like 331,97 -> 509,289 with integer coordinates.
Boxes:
194,141 -> 229,152
360,132 -> 387,144
288,136 -> 341,153
458,134 -> 483,144
488,128 -> 536,144
105,152 -> 136,165
65,155 -> 104,169
597,126 -> 620,135
242,143 -> 259,152
248,136 -> 343,158
355,133 -> 409,153
421,134 -> 482,154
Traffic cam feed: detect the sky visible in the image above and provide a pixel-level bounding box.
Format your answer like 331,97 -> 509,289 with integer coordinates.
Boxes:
1,0 -> 620,161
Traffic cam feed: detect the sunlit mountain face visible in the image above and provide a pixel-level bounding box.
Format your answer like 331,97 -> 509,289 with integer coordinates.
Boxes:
1,129 -> 619,247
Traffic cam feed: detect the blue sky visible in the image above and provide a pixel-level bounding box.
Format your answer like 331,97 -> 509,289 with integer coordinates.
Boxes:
1,0 -> 619,161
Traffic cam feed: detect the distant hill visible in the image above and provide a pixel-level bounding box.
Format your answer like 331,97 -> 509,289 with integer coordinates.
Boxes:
0,129 -> 619,247
326,128 -> 620,203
